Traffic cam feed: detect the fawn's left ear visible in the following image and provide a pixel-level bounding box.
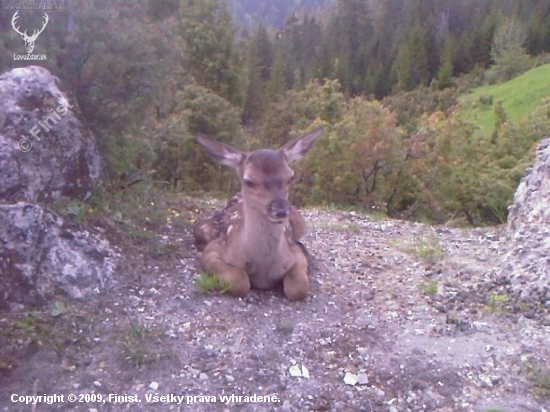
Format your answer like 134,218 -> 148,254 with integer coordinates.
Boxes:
196,134 -> 245,169
280,127 -> 323,163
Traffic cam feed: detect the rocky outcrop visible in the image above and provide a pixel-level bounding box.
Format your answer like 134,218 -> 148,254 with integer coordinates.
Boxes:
0,202 -> 118,311
504,138 -> 550,303
0,66 -> 101,203
0,66 -> 115,311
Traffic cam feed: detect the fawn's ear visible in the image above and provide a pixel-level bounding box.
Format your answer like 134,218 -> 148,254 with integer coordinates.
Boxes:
280,128 -> 323,163
196,135 -> 245,169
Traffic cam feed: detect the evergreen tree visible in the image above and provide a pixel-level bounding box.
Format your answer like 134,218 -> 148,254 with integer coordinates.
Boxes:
242,39 -> 266,124
179,0 -> 245,107
267,47 -> 287,98
433,36 -> 454,90
392,25 -> 429,92
331,0 -> 373,95
314,41 -> 335,81
255,24 -> 274,82
489,17 -> 531,82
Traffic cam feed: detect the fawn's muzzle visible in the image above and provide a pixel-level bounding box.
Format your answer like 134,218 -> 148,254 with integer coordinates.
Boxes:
268,199 -> 290,222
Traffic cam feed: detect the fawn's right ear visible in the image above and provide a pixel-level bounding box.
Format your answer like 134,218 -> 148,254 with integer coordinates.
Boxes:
196,135 -> 245,169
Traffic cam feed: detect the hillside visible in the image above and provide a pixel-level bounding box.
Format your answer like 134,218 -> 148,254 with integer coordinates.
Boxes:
459,64 -> 550,138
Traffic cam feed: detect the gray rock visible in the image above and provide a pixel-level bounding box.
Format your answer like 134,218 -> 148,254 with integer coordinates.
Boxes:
505,138 -> 550,302
0,66 -> 101,203
0,202 -> 118,311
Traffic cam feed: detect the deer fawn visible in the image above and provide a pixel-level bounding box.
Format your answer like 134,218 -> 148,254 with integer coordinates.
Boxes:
193,128 -> 323,301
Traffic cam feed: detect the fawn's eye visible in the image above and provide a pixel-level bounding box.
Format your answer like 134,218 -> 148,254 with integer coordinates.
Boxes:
243,178 -> 255,188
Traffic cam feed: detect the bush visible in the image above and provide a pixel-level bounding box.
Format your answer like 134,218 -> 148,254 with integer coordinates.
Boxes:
291,96 -> 405,210
475,94 -> 494,106
152,83 -> 245,194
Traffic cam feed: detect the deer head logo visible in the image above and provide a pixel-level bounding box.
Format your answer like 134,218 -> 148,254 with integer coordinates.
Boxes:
11,11 -> 49,54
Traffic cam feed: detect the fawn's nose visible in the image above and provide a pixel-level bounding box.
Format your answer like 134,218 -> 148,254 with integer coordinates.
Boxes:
268,199 -> 290,221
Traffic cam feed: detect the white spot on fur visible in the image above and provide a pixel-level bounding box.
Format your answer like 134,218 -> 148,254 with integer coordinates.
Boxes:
227,225 -> 233,235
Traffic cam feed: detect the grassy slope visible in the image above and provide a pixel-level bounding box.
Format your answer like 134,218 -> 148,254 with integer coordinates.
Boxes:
459,64 -> 550,138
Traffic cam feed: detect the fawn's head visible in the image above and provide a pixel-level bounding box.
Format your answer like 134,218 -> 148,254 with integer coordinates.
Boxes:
196,128 -> 323,224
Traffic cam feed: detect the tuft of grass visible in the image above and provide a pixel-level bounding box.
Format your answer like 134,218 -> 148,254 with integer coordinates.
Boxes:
422,281 -> 438,296
405,232 -> 444,265
483,293 -> 510,314
119,321 -> 168,368
195,272 -> 233,294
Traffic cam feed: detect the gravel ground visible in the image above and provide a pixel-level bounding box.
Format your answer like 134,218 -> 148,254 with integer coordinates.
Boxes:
1,204 -> 549,412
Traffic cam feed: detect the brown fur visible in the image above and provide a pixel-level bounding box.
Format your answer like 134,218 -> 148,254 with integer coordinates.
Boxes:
193,128 -> 322,301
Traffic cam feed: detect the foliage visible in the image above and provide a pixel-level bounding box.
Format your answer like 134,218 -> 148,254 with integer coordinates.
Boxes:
433,36 -> 455,90
228,0 -> 330,29
227,0 -> 550,100
2,0 -> 549,226
404,94 -> 550,224
152,83 -> 245,194
383,86 -> 459,133
392,25 -> 429,92
487,17 -> 532,83
459,64 -> 550,139
262,78 -> 346,149
179,0 -> 245,108
286,82 -> 405,210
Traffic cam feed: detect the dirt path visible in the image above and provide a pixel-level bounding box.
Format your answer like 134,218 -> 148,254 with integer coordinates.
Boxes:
1,205 -> 549,411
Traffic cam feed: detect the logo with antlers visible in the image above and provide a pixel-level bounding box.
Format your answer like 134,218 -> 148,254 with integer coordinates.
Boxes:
11,11 -> 49,54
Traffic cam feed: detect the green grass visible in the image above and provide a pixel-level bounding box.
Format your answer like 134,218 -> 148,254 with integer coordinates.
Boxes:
195,272 -> 233,294
119,320 -> 170,368
483,293 -> 510,314
459,64 -> 550,138
422,281 -> 438,296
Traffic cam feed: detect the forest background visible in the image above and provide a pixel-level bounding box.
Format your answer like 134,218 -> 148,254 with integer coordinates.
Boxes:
1,0 -> 550,225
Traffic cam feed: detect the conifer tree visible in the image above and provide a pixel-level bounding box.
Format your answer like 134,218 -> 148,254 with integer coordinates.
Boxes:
434,36 -> 454,90
267,48 -> 286,98
490,17 -> 531,81
392,25 -> 429,92
179,0 -> 245,107
242,39 -> 266,124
